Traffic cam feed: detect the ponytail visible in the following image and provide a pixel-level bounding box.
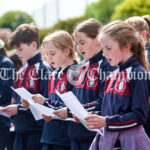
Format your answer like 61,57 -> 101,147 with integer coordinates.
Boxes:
133,36 -> 149,71
142,15 -> 150,43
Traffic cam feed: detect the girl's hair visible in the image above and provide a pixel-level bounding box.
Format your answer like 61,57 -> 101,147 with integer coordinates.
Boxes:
126,16 -> 150,42
73,18 -> 102,39
99,20 -> 149,71
42,30 -> 75,59
0,39 -> 7,56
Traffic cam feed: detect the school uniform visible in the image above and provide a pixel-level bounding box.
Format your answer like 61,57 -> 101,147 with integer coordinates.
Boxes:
41,62 -> 77,150
12,53 -> 52,150
90,55 -> 150,150
144,43 -> 150,138
0,54 -> 14,150
67,51 -> 115,150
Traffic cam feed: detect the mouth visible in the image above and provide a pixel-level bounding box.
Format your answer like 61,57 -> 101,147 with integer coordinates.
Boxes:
51,62 -> 55,65
107,58 -> 112,63
81,52 -> 85,56
18,57 -> 22,61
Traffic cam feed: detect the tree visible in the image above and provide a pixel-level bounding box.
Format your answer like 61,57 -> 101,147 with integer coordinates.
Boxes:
85,0 -> 123,24
112,0 -> 150,20
0,11 -> 34,31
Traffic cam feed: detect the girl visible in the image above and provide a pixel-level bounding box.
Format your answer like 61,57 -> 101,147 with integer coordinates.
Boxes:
85,20 -> 150,150
0,39 -> 14,150
126,16 -> 150,138
30,30 -> 77,150
54,18 -> 116,150
126,15 -> 150,69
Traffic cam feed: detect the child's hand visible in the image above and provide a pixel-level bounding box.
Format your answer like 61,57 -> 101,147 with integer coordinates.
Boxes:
41,114 -> 52,122
85,114 -> 106,129
32,94 -> 45,105
72,114 -> 81,123
21,99 -> 29,109
54,107 -> 68,119
2,104 -> 18,116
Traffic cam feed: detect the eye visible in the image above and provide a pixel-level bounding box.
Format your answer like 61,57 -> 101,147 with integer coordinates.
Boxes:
50,52 -> 55,56
18,48 -> 22,51
80,42 -> 85,45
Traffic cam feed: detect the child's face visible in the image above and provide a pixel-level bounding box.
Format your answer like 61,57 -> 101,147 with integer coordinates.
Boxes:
74,32 -> 100,61
100,36 -> 128,66
44,41 -> 68,69
15,42 -> 36,65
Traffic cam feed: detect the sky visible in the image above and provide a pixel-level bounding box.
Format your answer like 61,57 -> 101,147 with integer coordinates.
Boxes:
0,0 -> 98,28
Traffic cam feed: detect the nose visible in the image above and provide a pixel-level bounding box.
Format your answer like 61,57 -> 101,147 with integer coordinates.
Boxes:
16,49 -> 19,56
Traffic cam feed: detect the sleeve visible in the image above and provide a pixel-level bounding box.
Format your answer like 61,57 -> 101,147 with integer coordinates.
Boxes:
83,61 -> 117,115
106,71 -> 150,131
0,60 -> 14,106
43,98 -> 63,110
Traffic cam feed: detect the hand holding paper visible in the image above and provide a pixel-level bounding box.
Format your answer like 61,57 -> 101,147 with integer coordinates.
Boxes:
11,87 -> 60,120
0,107 -> 10,117
56,90 -> 103,135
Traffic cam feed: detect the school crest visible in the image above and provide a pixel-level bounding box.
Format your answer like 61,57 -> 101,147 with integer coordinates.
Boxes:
115,80 -> 126,92
58,82 -> 67,92
27,78 -> 35,88
87,76 -> 98,87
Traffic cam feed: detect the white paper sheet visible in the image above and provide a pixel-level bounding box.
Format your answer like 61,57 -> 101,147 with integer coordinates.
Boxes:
56,90 -> 103,135
0,107 -> 10,117
11,87 -> 34,104
11,87 -> 59,120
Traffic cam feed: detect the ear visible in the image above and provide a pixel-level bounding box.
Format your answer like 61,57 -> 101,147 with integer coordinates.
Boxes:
124,43 -> 131,51
31,41 -> 38,50
64,48 -> 70,56
94,38 -> 101,49
141,31 -> 147,37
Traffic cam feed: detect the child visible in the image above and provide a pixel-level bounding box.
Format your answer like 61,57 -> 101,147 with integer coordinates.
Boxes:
126,16 -> 150,138
126,15 -> 150,69
2,24 -> 52,150
85,20 -> 150,150
0,39 -> 14,150
28,30 -> 77,150
54,18 -> 116,150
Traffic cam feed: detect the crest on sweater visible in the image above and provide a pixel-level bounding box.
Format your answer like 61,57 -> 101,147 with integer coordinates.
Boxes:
28,78 -> 35,88
115,80 -> 126,92
58,82 -> 67,92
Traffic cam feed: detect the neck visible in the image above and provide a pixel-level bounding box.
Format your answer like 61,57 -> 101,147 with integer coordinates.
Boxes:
121,52 -> 133,64
61,57 -> 74,71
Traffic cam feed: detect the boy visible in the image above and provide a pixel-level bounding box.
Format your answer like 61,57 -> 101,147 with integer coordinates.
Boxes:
3,24 -> 52,150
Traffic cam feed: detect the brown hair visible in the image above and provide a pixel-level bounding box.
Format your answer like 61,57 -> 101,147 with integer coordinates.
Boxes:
99,20 -> 149,71
126,16 -> 150,42
73,18 -> 102,39
42,30 -> 75,59
8,23 -> 40,48
0,47 -> 7,57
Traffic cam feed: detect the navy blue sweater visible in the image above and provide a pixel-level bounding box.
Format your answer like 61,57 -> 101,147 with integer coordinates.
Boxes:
102,55 -> 150,131
12,53 -> 52,133
41,62 -> 77,146
0,54 -> 14,128
68,51 -> 115,141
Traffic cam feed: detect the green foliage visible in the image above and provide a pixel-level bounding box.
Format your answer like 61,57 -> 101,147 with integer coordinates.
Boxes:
39,16 -> 86,43
112,0 -> 150,20
0,11 -> 34,31
85,0 -> 123,24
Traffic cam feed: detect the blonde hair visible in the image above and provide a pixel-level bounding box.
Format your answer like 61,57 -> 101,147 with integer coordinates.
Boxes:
42,30 -> 75,59
126,16 -> 150,42
99,20 -> 149,71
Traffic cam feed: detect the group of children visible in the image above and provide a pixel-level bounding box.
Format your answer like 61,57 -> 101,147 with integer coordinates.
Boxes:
0,15 -> 150,150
